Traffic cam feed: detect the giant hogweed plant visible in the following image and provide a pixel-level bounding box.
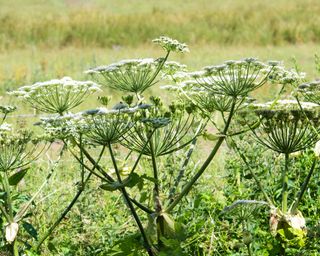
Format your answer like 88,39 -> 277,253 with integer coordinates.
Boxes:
9,37 -> 303,255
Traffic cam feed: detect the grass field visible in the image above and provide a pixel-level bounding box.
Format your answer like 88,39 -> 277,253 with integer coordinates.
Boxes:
1,1 -> 320,255
1,0 -> 320,99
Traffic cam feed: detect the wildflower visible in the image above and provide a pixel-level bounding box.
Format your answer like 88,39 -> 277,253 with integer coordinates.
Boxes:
0,131 -> 40,172
242,99 -> 320,154
0,123 -> 12,132
152,36 -> 189,53
9,77 -> 101,115
297,80 -> 320,105
181,58 -> 303,98
86,59 -> 164,94
83,108 -> 135,146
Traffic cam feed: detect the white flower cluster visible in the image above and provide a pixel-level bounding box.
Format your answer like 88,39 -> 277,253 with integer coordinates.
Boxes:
0,123 -> 12,132
85,59 -> 159,75
269,66 -> 305,85
168,58 -> 304,98
152,36 -> 189,53
40,113 -> 88,140
160,61 -> 188,80
201,58 -> 269,77
297,80 -> 320,105
251,99 -> 319,111
9,77 -> 101,114
0,123 -> 12,140
10,77 -> 100,98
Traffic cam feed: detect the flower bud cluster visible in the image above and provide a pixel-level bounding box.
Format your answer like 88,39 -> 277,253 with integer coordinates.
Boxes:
242,99 -> 320,154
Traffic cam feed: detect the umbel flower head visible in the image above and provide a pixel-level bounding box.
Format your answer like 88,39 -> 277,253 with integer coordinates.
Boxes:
297,80 -> 320,105
82,105 -> 138,146
9,77 -> 101,115
164,79 -> 249,113
0,130 -> 40,172
152,36 -> 189,53
39,113 -> 88,141
184,58 -> 303,98
85,59 -> 186,94
122,102 -> 204,157
242,99 -> 320,154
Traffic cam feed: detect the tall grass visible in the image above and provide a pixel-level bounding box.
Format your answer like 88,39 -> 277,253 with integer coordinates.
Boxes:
1,0 -> 320,50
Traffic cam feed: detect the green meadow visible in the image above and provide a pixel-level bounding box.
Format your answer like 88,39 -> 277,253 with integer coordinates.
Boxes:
1,1 -> 320,255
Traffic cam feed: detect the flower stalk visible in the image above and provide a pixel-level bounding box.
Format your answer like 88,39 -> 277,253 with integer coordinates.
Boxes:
166,98 -> 237,213
107,143 -> 154,256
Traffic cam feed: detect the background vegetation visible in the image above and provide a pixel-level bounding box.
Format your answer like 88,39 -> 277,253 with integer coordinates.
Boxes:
1,1 -> 320,255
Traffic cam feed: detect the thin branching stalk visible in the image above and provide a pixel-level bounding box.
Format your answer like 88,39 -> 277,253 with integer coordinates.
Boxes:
229,138 -> 274,206
149,138 -> 160,209
168,137 -> 197,203
166,98 -> 237,213
291,157 -> 317,213
107,143 -> 155,256
35,145 -> 105,252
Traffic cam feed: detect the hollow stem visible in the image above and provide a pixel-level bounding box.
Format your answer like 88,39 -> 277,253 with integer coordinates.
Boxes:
108,143 -> 154,256
166,98 -> 237,213
282,153 -> 290,213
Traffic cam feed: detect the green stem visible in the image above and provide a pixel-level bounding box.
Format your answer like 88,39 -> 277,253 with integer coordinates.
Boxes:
35,178 -> 88,252
231,138 -> 274,206
169,137 -> 197,203
13,239 -> 19,256
147,51 -> 170,86
149,139 -> 160,210
35,146 -> 105,252
291,157 -> 317,213
166,98 -> 237,213
246,244 -> 252,256
282,153 -> 290,213
108,144 -> 154,256
3,172 -> 13,222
